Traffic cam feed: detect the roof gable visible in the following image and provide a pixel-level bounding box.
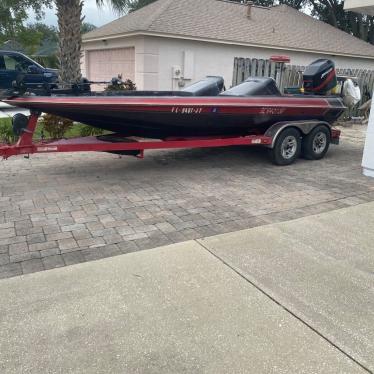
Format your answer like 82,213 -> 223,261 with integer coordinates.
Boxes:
83,0 -> 374,59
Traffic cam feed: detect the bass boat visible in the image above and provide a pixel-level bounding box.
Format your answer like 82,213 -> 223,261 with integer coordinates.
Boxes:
2,59 -> 346,139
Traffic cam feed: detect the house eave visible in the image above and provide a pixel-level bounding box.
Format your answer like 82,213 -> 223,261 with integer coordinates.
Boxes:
344,0 -> 374,16
82,31 -> 374,60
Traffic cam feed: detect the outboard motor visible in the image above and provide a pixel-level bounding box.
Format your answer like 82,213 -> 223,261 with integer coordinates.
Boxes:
220,77 -> 281,96
303,59 -> 337,95
182,76 -> 224,96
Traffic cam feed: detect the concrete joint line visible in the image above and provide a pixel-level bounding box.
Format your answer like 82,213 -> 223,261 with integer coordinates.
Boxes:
196,239 -> 373,374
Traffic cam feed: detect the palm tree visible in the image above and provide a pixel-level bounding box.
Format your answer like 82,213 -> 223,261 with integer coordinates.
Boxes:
55,0 -> 129,85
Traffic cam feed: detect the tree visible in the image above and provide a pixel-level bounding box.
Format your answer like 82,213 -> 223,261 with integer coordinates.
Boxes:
0,0 -> 50,43
55,0 -> 128,86
16,23 -> 57,55
55,0 -> 83,85
128,0 -> 157,12
81,22 -> 97,34
308,0 -> 374,44
279,0 -> 307,10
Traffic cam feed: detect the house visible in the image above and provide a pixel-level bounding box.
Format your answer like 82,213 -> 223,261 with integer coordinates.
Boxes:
0,40 -> 23,52
82,0 -> 374,90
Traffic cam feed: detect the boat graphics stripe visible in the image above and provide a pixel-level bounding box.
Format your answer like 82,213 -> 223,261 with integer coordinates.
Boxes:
5,96 -> 342,108
3,103 -> 336,117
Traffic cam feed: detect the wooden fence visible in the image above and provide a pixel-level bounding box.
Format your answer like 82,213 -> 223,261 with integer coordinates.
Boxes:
232,57 -> 288,89
232,57 -> 374,113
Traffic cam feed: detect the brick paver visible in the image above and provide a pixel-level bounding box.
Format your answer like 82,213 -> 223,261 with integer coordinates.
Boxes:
0,125 -> 373,278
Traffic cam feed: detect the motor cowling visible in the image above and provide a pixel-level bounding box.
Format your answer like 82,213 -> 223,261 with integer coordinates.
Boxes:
303,59 -> 337,95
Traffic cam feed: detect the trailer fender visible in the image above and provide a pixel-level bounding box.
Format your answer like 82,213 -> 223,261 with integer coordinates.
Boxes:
264,120 -> 331,148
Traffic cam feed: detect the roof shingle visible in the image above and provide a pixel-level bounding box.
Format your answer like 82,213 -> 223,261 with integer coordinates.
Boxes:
83,0 -> 374,58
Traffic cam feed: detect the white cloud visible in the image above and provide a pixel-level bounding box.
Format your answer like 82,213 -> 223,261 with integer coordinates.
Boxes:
29,0 -> 119,27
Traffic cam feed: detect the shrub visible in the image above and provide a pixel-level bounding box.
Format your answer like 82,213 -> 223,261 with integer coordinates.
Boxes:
78,125 -> 105,137
105,75 -> 136,91
0,118 -> 17,144
40,113 -> 73,139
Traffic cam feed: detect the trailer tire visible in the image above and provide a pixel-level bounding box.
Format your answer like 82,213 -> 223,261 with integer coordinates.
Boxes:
301,125 -> 330,160
269,127 -> 301,166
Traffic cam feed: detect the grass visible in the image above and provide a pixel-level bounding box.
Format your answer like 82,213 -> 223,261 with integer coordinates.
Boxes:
0,117 -> 16,143
0,117 -> 12,127
0,117 -> 104,143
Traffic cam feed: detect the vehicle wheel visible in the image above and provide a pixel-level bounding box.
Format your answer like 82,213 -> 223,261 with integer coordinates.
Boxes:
301,125 -> 331,160
269,127 -> 301,166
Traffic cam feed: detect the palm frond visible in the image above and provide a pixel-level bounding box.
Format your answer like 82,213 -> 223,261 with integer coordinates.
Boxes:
96,0 -> 130,15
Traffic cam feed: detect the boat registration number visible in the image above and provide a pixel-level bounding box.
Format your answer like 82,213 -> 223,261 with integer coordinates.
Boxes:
259,107 -> 286,115
171,107 -> 203,114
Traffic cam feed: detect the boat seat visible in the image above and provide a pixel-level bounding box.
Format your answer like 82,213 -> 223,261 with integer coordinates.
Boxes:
181,76 -> 225,96
220,77 -> 281,97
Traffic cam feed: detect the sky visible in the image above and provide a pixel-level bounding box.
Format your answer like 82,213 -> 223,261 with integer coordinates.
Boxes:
29,0 -> 120,28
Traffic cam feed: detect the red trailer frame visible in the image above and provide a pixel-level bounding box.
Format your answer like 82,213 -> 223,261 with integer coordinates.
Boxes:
0,112 -> 341,162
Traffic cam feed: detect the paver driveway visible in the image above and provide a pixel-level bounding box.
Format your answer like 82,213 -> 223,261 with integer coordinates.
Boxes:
0,125 -> 373,278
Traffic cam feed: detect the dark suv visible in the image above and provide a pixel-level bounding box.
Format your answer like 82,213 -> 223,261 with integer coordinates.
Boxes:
0,50 -> 58,90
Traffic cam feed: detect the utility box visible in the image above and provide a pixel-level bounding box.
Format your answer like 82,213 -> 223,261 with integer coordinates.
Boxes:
183,51 -> 194,80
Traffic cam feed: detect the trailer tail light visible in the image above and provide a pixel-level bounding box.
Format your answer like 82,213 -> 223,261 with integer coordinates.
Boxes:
251,139 -> 262,144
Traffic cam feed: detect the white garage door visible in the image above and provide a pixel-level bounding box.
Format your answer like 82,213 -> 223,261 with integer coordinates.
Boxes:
87,48 -> 135,87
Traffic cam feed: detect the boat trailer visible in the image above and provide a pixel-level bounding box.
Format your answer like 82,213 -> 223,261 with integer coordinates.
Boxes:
0,112 -> 341,165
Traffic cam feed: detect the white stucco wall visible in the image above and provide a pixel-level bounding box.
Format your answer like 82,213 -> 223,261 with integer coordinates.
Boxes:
155,36 -> 374,90
82,34 -> 374,90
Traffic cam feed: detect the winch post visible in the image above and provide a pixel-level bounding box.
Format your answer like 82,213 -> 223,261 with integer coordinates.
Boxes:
17,112 -> 39,147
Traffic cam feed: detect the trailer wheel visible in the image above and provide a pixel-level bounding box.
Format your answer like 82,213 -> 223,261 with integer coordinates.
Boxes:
301,125 -> 331,160
270,127 -> 301,166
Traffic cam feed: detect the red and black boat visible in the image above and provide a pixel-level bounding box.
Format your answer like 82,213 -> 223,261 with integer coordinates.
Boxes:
3,90 -> 344,139
0,59 -> 347,165
2,61 -> 345,139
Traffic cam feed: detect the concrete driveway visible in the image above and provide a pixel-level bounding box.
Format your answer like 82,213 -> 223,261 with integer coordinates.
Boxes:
0,202 -> 373,373
200,201 -> 374,372
1,125 -> 373,278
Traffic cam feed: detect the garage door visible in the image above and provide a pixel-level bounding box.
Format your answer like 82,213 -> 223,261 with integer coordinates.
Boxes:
87,48 -> 135,88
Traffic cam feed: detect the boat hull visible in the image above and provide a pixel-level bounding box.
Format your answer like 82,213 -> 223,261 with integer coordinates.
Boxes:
4,96 -> 345,138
